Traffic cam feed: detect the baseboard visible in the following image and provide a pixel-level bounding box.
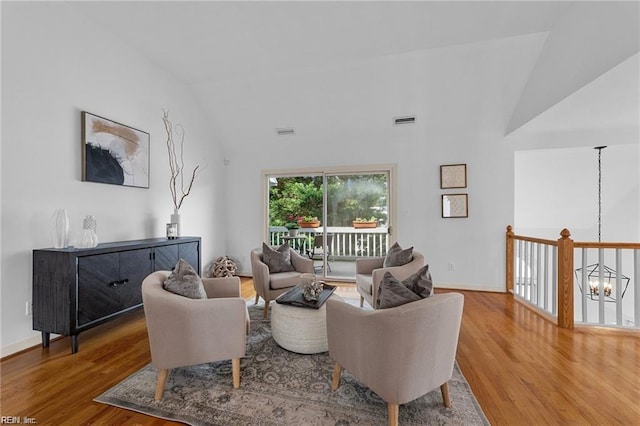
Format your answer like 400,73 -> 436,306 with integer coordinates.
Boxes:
1,334 -> 45,359
435,282 -> 506,293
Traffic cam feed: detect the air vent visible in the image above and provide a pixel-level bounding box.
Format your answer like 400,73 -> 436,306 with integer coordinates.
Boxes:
276,128 -> 295,136
393,116 -> 416,126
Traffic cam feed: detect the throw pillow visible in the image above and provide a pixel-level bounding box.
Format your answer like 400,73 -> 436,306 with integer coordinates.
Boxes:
376,271 -> 422,309
383,242 -> 414,267
163,258 -> 207,299
262,242 -> 295,273
404,265 -> 434,298
376,265 -> 433,309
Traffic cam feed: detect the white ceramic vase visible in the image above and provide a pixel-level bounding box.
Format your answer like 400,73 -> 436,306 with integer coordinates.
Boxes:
50,209 -> 69,249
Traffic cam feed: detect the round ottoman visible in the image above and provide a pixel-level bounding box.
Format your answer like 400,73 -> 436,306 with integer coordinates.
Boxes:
271,294 -> 342,354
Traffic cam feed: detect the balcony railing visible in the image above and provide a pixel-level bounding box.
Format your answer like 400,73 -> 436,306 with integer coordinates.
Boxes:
269,226 -> 389,259
506,226 -> 640,329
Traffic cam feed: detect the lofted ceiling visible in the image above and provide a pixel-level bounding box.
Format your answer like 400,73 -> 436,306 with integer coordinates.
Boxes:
71,1 -> 566,85
513,52 -> 640,135
68,1 -> 639,138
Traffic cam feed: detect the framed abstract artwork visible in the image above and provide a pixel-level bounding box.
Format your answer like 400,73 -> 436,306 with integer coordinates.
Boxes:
440,164 -> 467,189
81,112 -> 150,188
442,194 -> 468,218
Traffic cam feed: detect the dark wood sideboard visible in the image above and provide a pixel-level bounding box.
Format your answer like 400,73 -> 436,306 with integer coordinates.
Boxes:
32,237 -> 201,354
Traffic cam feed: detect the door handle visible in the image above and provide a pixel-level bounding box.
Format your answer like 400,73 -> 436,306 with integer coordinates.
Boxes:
109,279 -> 129,287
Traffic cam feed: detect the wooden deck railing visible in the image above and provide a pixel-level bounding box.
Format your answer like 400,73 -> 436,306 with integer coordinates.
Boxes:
506,226 -> 640,329
269,226 -> 389,259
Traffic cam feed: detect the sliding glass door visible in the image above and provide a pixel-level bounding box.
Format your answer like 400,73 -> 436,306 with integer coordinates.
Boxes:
265,166 -> 394,281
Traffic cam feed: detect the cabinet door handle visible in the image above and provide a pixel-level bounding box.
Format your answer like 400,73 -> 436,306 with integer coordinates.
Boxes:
109,279 -> 129,287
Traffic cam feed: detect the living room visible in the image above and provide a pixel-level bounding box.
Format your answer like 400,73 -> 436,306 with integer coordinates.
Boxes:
1,1 -> 639,423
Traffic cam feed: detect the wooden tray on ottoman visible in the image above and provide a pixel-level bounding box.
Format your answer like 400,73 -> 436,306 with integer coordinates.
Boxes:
276,284 -> 336,309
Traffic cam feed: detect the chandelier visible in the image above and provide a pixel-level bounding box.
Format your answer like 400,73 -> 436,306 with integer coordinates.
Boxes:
575,146 -> 630,302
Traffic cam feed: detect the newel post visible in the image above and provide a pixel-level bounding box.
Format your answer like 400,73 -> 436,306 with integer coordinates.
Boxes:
506,225 -> 514,293
557,228 -> 574,329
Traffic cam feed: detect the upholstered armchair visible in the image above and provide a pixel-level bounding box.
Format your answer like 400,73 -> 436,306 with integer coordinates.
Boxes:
250,246 -> 314,318
356,251 -> 425,308
326,293 -> 464,426
141,271 -> 249,401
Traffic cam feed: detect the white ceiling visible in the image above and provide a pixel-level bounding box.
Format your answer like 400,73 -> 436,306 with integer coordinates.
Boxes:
69,1 -> 639,136
71,1 -> 565,85
513,52 -> 640,134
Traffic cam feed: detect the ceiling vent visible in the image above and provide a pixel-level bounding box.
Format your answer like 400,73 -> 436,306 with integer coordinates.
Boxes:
276,128 -> 295,136
393,116 -> 416,126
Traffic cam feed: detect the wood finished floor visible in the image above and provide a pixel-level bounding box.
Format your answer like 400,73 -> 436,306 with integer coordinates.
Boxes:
1,278 -> 638,425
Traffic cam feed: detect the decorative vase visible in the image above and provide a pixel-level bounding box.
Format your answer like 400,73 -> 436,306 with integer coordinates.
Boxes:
78,229 -> 98,248
73,215 -> 99,248
289,229 -> 299,237
170,209 -> 181,237
83,215 -> 99,247
50,209 -> 69,248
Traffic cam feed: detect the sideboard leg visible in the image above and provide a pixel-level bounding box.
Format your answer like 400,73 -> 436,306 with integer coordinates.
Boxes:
41,332 -> 50,348
71,335 -> 78,354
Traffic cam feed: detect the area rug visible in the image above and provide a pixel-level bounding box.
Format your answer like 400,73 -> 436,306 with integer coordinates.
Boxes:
95,305 -> 489,425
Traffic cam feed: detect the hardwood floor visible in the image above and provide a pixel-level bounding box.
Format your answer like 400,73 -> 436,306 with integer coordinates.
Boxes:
1,278 -> 638,425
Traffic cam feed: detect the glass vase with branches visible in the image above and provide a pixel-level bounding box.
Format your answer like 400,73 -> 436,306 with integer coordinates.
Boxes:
162,109 -> 200,212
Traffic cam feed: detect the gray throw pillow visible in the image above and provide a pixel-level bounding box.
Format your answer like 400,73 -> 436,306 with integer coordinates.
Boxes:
377,272 -> 422,309
383,242 -> 414,267
163,258 -> 207,299
404,265 -> 434,298
376,265 -> 433,309
262,242 -> 295,273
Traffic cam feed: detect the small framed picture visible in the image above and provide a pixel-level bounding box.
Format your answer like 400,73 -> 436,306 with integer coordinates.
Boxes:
442,194 -> 468,218
440,164 -> 467,189
166,223 -> 178,239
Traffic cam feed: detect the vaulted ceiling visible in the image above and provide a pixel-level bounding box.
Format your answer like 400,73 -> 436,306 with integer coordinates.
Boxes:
70,1 -> 639,138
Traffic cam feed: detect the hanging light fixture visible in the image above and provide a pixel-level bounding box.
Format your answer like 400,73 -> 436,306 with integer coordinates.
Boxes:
575,146 -> 630,302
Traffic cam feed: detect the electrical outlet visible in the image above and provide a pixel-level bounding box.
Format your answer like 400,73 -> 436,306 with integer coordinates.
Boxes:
26,300 -> 32,316
448,262 -> 455,272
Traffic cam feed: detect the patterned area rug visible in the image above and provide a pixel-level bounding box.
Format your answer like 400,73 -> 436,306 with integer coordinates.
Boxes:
95,304 -> 488,425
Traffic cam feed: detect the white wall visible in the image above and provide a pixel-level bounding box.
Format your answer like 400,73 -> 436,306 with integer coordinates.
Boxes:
514,143 -> 639,242
1,3 -> 226,355
196,34 -> 546,292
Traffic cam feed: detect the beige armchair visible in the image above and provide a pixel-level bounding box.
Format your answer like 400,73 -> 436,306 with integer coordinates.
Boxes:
141,271 -> 249,401
356,251 -> 425,308
251,246 -> 314,318
327,293 -> 464,426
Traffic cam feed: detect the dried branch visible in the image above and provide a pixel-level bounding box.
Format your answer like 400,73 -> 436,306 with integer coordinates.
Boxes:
162,110 -> 201,211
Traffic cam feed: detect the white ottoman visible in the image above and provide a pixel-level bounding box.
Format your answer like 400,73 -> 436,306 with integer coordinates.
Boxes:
271,294 -> 342,354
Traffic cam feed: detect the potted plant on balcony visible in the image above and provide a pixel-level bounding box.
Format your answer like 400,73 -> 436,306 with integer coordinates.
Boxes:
298,216 -> 320,228
285,222 -> 300,236
353,217 -> 378,229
